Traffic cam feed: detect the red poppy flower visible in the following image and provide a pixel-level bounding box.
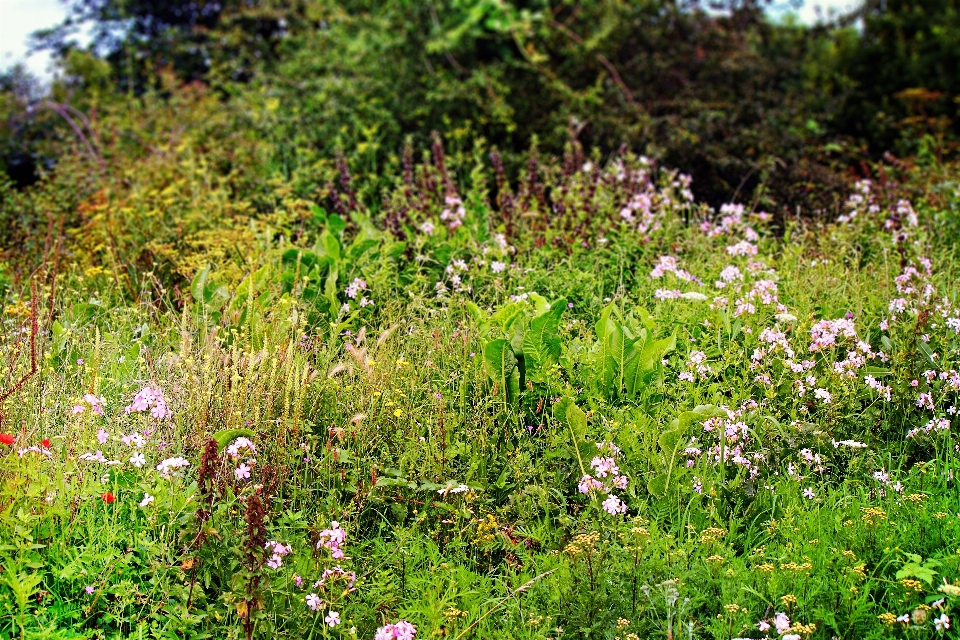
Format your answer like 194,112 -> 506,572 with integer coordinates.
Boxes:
0,434 -> 14,446
41,439 -> 50,449
101,492 -> 115,503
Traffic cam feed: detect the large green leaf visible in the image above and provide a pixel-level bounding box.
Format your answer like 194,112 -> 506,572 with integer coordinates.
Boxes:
556,397 -> 588,475
212,429 -> 256,453
191,264 -> 212,303
521,298 -> 566,369
483,339 -> 517,385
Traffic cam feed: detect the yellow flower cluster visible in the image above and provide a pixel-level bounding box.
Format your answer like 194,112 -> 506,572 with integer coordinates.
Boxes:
900,578 -> 923,593
779,561 -> 813,572
878,612 -> 897,625
789,622 -> 817,635
860,507 -> 887,525
847,564 -> 867,580
564,532 -> 601,556
699,527 -> 727,544
473,514 -> 500,545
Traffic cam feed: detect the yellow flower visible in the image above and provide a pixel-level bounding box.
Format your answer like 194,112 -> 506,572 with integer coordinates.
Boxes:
699,527 -> 727,544
878,613 -> 897,625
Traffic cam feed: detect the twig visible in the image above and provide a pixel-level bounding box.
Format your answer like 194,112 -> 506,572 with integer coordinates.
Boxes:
0,280 -> 39,418
548,20 -> 637,107
452,569 -> 555,639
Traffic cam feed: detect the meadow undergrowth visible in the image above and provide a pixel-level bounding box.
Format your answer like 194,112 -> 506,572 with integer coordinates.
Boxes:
1,114 -> 958,640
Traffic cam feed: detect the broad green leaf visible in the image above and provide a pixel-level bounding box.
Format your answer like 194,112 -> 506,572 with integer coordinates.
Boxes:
483,339 -> 517,384
528,292 -> 551,316
327,214 -> 347,236
347,237 -> 379,261
191,264 -> 211,303
521,298 -> 565,369
647,473 -> 668,498
212,429 -> 256,453
321,229 -> 342,261
465,301 -> 485,325
556,398 -> 588,475
490,302 -> 523,332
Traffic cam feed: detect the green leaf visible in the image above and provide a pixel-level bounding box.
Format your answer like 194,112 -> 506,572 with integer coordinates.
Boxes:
384,241 -> 407,259
321,229 -> 342,261
554,397 -> 586,441
327,214 -> 346,236
191,264 -> 211,303
528,292 -> 551,316
647,473 -> 668,498
212,429 -> 256,453
521,298 -> 565,369
556,397 -> 588,475
347,237 -> 379,262
658,428 -> 685,456
465,301 -> 485,325
483,339 -> 517,384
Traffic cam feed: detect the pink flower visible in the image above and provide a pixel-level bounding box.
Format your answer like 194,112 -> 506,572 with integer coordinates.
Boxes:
324,611 -> 341,627
305,593 -> 322,611
125,386 -> 171,419
234,464 -> 251,481
602,494 -> 627,515
376,621 -> 417,640
85,585 -> 95,594
758,620 -> 770,632
97,429 -> 109,444
774,612 -> 791,634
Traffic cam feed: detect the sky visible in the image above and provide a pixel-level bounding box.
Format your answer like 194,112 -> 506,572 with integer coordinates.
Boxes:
1,0 -> 862,81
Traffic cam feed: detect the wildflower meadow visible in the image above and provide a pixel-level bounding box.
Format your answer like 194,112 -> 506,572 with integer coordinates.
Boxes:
1,1 -> 959,639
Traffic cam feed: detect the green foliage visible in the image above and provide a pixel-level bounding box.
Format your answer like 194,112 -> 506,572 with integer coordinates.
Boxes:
592,303 -> 675,400
1,2 -> 959,638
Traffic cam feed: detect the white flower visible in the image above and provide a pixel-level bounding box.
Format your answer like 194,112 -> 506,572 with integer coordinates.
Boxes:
139,493 -> 154,508
813,388 -> 832,404
129,452 -> 146,468
680,291 -> 708,301
490,261 -> 506,274
437,484 -> 469,496
155,456 -> 190,479
934,613 -> 950,631
324,611 -> 341,627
